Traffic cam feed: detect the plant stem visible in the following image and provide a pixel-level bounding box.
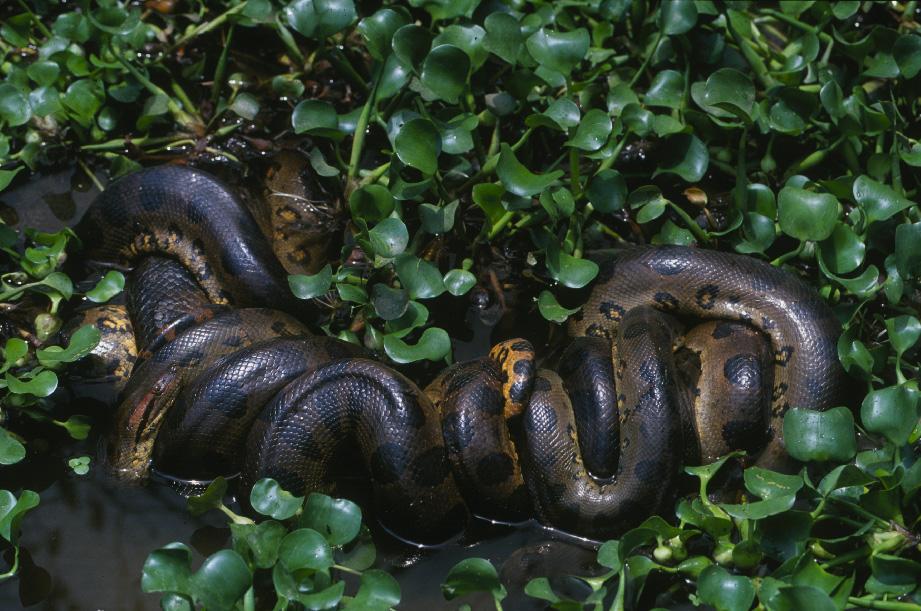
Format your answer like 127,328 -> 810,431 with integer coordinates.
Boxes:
666,202 -> 710,246
211,22 -> 236,106
461,91 -> 486,168
847,597 -> 921,611
771,241 -> 805,267
348,65 -> 381,180
317,42 -> 370,97
153,2 -> 248,63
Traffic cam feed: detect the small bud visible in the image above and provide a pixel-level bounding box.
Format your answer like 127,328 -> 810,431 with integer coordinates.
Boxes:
35,313 -> 62,342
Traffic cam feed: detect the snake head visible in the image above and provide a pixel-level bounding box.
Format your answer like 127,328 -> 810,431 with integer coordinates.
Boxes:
106,364 -> 182,483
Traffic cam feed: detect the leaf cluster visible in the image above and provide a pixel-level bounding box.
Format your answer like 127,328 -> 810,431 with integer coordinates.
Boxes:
144,477 -> 398,611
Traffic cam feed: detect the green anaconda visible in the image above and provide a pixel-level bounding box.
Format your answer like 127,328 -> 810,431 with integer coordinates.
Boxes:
72,164 -> 847,542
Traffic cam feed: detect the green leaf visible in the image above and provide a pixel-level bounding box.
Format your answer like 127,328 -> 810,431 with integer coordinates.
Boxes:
645,70 -> 685,108
783,406 -> 857,462
818,223 -> 864,275
228,92 -> 259,120
84,270 -> 125,303
289,264 -> 332,299
420,45 -> 470,104
544,237 -> 598,289
392,25 -> 433,73
250,478 -> 305,520
544,98 -> 580,129
861,385 -> 921,447
186,477 -> 228,517
394,117 -> 440,174
299,493 -> 362,547
292,99 -> 344,140
887,315 -> 921,357
567,109 -> 612,151
356,9 -> 407,61
526,27 -> 590,77
383,327 -> 450,363
6,370 -> 58,397
0,83 -> 31,127
894,34 -> 921,78
190,550 -> 252,610
0,427 -> 26,465
444,269 -> 475,296
60,414 -> 91,440
369,218 -> 408,259
286,0 -> 356,39
868,554 -> 921,596
27,61 -> 60,87
496,143 -> 563,197
586,169 -> 626,213
35,323 -> 99,366
744,467 -> 804,500
230,520 -> 286,570
346,569 -> 401,609
483,12 -> 522,65
0,167 -> 24,192
895,222 -> 921,279
61,79 -> 104,124
537,290 -> 580,323
697,565 -> 755,611
442,558 -> 506,601
777,187 -> 838,241
653,132 -> 709,182
434,24 -> 487,70
703,68 -> 756,124
419,200 -> 458,234
350,184 -> 395,223
371,283 -> 409,320
141,543 -> 193,594
278,528 -> 333,571
659,0 -> 698,36
853,175 -> 915,224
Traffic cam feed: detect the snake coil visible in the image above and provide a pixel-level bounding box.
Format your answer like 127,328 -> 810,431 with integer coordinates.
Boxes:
72,165 -> 847,542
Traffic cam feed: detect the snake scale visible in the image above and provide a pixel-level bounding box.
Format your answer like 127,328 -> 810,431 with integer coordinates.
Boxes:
70,163 -> 846,542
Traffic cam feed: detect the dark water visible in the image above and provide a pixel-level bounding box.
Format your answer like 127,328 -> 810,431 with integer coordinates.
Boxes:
0,167 -> 603,610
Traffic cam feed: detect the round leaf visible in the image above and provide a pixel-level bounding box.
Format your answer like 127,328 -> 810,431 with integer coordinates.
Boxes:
537,290 -> 580,323
350,185 -> 395,223
356,8 -> 407,61
0,83 -> 31,127
371,283 -> 410,320
568,108 -> 612,151
496,143 -> 563,197
84,270 -> 125,303
861,385 -> 921,447
394,253 -> 445,299
783,406 -> 857,462
289,264 -> 332,300
653,133 -> 709,182
483,12 -> 522,65
777,186 -> 837,241
279,528 -> 333,571
349,569 -> 401,609
142,544 -> 193,594
818,223 -> 864,275
659,0 -> 698,36
0,427 -> 26,465
525,28 -> 589,77
394,117 -> 440,175
250,478 -> 305,519
299,493 -> 362,547
286,0 -> 356,40
383,327 -> 450,363
587,169 -> 627,213
853,175 -> 915,224
442,558 -> 505,600
292,100 -> 344,140
190,550 -> 252,610
703,68 -> 756,124
420,45 -> 470,104
697,565 -> 755,611
645,70 -> 685,108
392,25 -> 433,73
369,218 -> 408,259
444,269 -> 475,296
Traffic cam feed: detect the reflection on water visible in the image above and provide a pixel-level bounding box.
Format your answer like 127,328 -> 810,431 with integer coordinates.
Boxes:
0,442 -> 603,610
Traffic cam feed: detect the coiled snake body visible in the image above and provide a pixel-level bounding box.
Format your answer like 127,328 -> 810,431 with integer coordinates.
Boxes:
73,165 -> 846,542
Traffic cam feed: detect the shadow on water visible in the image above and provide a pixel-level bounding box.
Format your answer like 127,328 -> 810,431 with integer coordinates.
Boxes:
0,167 -> 606,610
